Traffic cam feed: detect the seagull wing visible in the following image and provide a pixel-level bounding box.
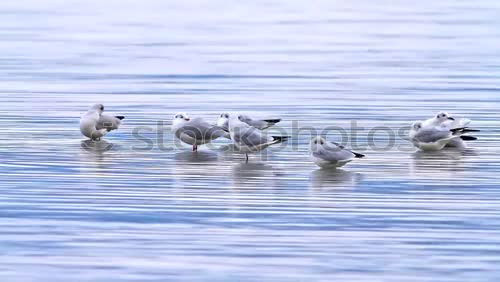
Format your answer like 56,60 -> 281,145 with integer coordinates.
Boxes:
313,142 -> 356,161
414,127 -> 452,143
233,125 -> 271,147
96,114 -> 122,131
180,118 -> 225,141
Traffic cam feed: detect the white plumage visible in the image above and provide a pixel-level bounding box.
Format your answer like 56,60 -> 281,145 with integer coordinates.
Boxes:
80,104 -> 124,140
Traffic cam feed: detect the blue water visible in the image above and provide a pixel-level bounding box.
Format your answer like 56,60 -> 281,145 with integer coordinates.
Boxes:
1,0 -> 500,281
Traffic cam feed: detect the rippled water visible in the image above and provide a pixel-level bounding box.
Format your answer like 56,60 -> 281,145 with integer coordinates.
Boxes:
2,0 -> 500,281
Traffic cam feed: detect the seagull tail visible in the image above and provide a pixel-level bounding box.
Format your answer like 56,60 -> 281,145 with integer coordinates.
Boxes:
115,116 -> 125,120
460,135 -> 478,141
272,136 -> 288,144
352,151 -> 365,158
263,119 -> 281,125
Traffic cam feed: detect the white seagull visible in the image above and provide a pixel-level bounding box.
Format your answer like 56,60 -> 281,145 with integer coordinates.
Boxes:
80,104 -> 124,141
310,136 -> 365,169
421,112 -> 476,148
228,114 -> 288,162
218,113 -> 281,131
409,121 -> 478,151
172,113 -> 227,151
422,111 -> 471,128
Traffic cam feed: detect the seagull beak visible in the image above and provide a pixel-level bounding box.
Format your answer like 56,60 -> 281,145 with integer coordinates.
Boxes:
447,117 -> 455,120
185,118 -> 190,121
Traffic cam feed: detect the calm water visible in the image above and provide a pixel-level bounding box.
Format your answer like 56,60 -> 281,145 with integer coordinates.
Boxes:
1,0 -> 500,281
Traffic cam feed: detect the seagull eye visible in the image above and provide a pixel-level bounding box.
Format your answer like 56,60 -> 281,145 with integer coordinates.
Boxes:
225,114 -> 229,118
320,141 -> 324,145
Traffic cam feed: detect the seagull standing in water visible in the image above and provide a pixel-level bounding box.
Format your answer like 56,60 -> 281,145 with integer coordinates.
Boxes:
228,114 -> 288,162
409,121 -> 479,151
421,112 -> 477,148
80,104 -> 124,141
172,113 -> 227,151
310,136 -> 365,168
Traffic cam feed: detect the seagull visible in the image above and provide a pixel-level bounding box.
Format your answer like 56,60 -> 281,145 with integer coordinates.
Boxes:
310,136 -> 365,168
217,113 -> 281,131
421,112 -> 476,148
409,121 -> 479,151
228,114 -> 288,162
80,104 -> 124,141
421,111 -> 458,127
172,113 -> 227,151
422,111 -> 473,129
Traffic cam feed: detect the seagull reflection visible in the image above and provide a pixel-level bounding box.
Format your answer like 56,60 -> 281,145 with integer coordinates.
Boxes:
231,162 -> 279,189
172,150 -> 225,186
309,169 -> 361,190
80,139 -> 114,153
78,140 -> 117,170
174,150 -> 219,163
410,148 -> 478,178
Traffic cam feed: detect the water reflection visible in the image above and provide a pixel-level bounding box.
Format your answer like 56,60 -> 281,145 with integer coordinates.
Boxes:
80,139 -> 114,153
309,169 -> 362,190
231,162 -> 278,189
409,149 -> 478,178
174,150 -> 219,163
78,140 -> 114,167
172,150 -> 226,187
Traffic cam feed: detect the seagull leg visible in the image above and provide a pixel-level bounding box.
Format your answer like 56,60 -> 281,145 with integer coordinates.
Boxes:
245,153 -> 249,163
193,144 -> 198,152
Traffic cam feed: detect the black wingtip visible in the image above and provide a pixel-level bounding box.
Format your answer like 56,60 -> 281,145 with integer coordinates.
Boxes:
460,135 -> 478,141
115,116 -> 125,120
217,125 -> 229,133
263,119 -> 281,124
450,127 -> 480,134
353,152 -> 365,158
272,136 -> 288,143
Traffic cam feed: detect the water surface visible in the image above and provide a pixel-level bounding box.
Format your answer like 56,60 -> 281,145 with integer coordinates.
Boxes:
1,0 -> 500,281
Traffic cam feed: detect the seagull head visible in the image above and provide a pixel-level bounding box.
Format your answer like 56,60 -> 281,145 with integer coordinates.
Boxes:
237,114 -> 251,123
216,113 -> 230,129
412,121 -> 423,131
310,136 -> 326,152
173,112 -> 190,125
91,104 -> 105,114
227,113 -> 247,132
435,111 -> 455,123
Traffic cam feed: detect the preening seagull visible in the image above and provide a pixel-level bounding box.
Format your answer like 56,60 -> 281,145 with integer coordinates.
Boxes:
172,113 -> 227,151
80,104 -> 124,141
409,121 -> 479,151
228,114 -> 288,162
310,136 -> 365,168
